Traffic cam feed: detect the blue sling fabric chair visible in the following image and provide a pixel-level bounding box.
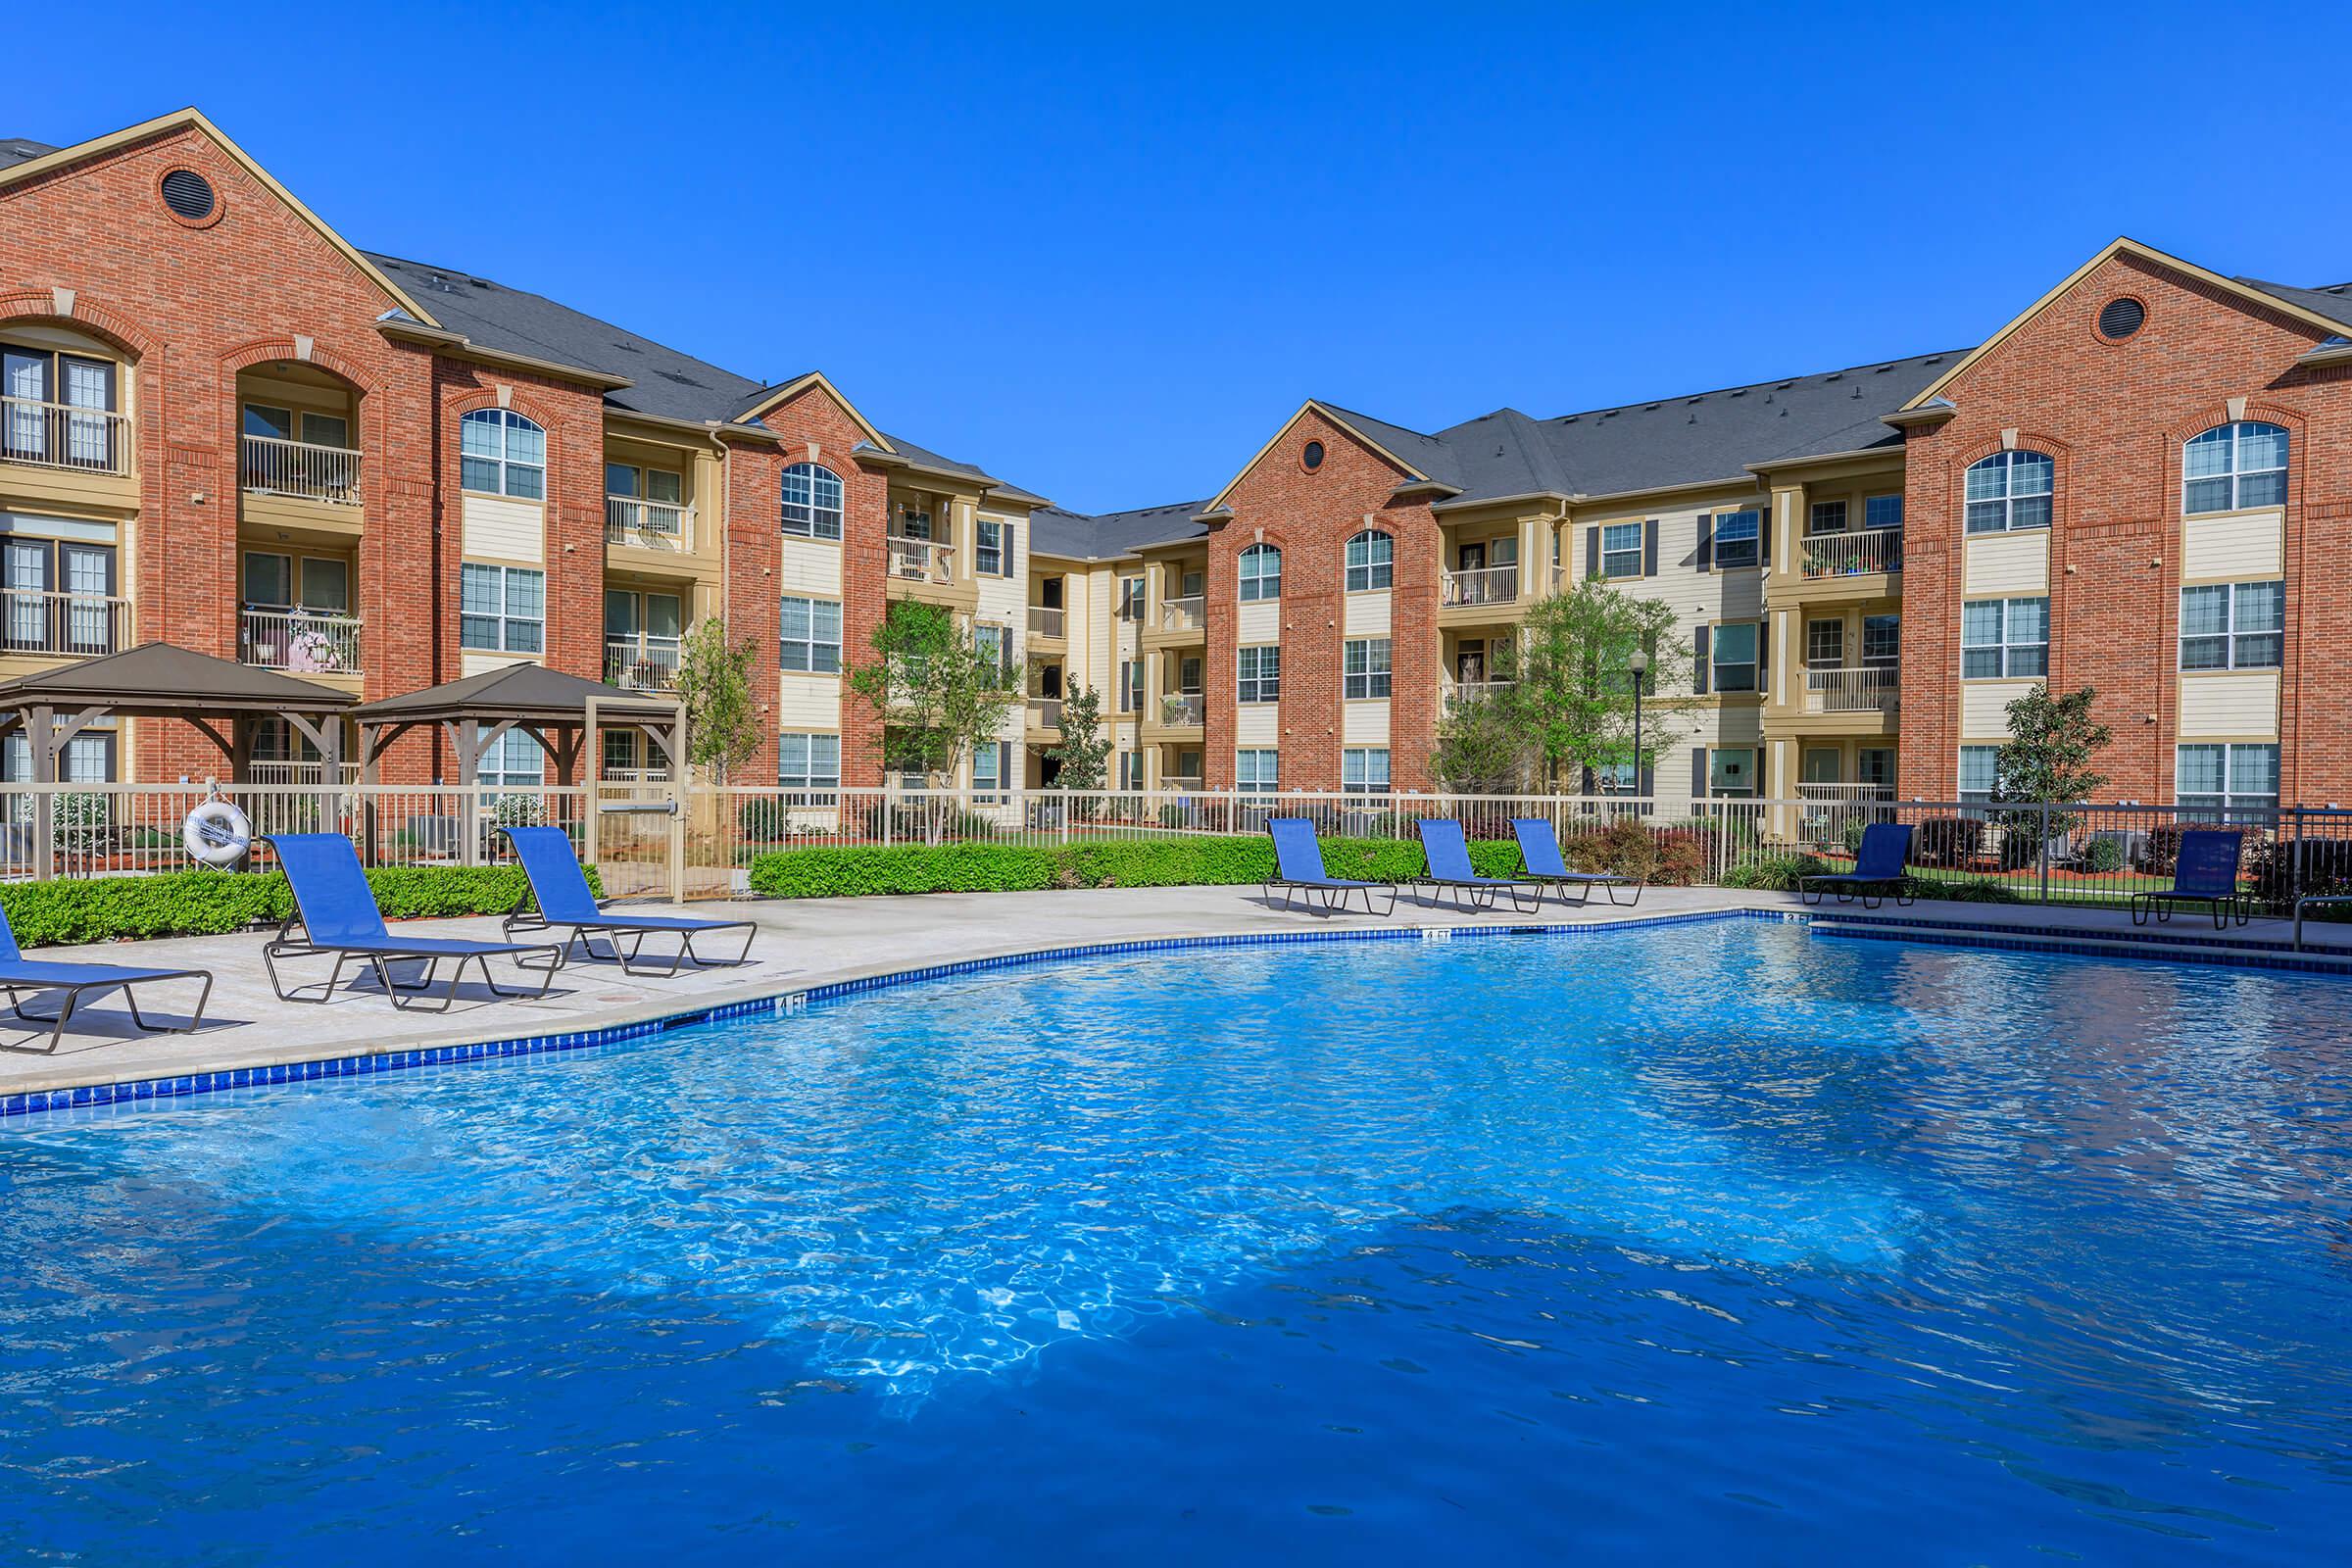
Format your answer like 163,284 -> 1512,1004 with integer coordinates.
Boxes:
263,833 -> 564,1012
1412,818 -> 1541,912
501,825 -> 757,976
1264,817 -> 1397,916
0,904 -> 212,1053
1798,821 -> 1916,909
2131,827 -> 2250,930
1509,817 -> 1643,907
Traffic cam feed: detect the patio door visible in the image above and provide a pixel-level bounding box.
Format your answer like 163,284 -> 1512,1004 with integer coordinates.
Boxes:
4,540 -> 48,651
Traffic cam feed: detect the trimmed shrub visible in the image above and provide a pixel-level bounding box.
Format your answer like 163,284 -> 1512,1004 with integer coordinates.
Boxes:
0,862 -> 592,948
2082,835 -> 2128,874
1914,816 -> 1984,868
1720,851 -> 1830,892
746,836 -> 1529,900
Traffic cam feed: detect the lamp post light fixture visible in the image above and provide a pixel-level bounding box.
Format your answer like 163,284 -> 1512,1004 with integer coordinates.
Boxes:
1628,648 -> 1650,797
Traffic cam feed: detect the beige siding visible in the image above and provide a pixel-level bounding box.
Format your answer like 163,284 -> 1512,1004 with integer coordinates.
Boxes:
461,495 -> 544,564
1962,532 -> 2048,595
1342,700 -> 1390,747
1961,678 -> 2037,738
2181,509 -> 2283,581
1235,705 -> 1279,746
1237,599 -> 1280,643
777,538 -> 843,597
1715,703 -> 1764,746
461,651 -> 536,678
2178,670 -> 2279,738
1342,588 -> 1392,638
776,672 -> 841,732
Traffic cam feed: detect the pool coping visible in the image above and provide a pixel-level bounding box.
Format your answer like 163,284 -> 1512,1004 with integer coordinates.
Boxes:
0,906 -> 1779,1122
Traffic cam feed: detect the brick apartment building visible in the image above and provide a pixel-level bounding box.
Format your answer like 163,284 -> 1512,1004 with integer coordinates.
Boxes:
4,112 -> 2349,808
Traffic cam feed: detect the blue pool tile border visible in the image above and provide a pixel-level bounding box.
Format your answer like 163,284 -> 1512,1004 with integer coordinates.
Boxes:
1809,917 -> 2352,975
0,908 -> 1779,1123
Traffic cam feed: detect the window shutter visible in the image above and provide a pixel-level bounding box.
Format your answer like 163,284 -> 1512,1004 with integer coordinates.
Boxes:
1690,747 -> 1708,802
1001,524 -> 1017,577
1586,527 -> 1600,579
1001,740 -> 1014,787
1754,749 -> 1768,797
1695,514 -> 1713,572
1758,507 -> 1772,568
1642,519 -> 1659,578
1692,624 -> 1710,695
1639,761 -> 1654,798
1757,622 -> 1770,696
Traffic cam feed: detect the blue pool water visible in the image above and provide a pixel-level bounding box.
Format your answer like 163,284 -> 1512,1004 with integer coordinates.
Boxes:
2,919 -> 2349,1563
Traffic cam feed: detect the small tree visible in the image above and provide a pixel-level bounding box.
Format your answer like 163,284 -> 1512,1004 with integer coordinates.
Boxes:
845,601 -> 1023,785
1501,580 -> 1691,791
1046,682 -> 1112,793
672,615 -> 762,785
1994,683 -> 2111,830
1430,692 -> 1532,794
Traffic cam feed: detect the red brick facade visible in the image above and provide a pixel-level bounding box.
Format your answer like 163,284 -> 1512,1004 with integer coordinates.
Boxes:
1899,250 -> 2352,805
1204,408 -> 1441,791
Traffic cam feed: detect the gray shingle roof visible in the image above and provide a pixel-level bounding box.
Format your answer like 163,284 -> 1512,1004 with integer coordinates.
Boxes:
0,137 -> 57,171
1029,502 -> 1209,562
2237,276 -> 2352,334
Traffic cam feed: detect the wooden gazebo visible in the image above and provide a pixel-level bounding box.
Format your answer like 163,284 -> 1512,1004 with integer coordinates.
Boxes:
350,662 -> 685,786
0,641 -> 355,781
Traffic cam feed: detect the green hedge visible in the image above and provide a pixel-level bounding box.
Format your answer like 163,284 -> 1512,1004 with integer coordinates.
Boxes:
0,863 -> 596,947
746,837 -> 1529,900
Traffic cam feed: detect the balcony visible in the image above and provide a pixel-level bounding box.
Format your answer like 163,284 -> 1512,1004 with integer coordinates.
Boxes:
0,590 -> 130,658
1804,664 -> 1900,714
1028,605 -> 1065,639
240,607 -> 362,673
1799,527 -> 1902,578
1,397 -> 131,476
1445,678 -> 1515,710
1162,774 -> 1204,792
240,434 -> 363,506
1027,696 -> 1063,731
1158,692 -> 1204,726
888,536 -> 954,584
1160,595 -> 1205,633
1442,564 -> 1519,608
605,495 -> 693,553
605,633 -> 682,692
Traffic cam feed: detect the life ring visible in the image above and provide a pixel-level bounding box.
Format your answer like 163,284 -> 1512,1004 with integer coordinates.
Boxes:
182,800 -> 253,867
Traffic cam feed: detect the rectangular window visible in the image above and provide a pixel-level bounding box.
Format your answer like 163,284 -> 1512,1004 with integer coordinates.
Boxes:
1342,748 -> 1391,794
778,595 -> 843,673
1864,494 -> 1903,530
1600,521 -> 1644,578
1236,748 -> 1279,793
1706,748 -> 1754,799
460,564 -> 544,654
2177,742 -> 2278,814
1862,614 -> 1901,666
1961,597 -> 2047,678
1808,500 -> 1847,535
1711,622 -> 1759,692
1958,744 -> 2000,805
972,740 -> 1004,800
1804,618 -> 1844,668
1120,576 -> 1146,621
975,518 -> 1005,576
483,729 -> 545,790
1343,637 -> 1391,700
2180,580 -> 2283,670
1238,644 -> 1280,703
1712,511 -> 1761,569
1117,750 -> 1144,792
777,733 -> 841,798
1857,747 -> 1895,788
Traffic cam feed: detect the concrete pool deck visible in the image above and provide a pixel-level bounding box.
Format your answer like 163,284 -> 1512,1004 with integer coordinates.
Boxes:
2,884 -> 2347,1105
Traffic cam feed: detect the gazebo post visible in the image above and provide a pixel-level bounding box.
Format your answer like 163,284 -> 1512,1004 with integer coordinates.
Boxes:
453,717 -> 482,867
27,703 -> 53,882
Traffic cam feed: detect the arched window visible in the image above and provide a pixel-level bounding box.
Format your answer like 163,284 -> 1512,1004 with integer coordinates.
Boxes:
2183,421 -> 2287,515
459,408 -> 546,500
781,462 -> 845,540
1345,528 -> 1393,591
1963,450 -> 2052,534
1239,543 -> 1281,601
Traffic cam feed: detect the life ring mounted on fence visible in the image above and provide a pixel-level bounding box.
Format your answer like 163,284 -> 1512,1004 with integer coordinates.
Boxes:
182,799 -> 253,867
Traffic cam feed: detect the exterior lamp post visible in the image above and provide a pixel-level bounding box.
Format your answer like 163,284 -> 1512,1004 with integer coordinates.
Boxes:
1628,648 -> 1650,796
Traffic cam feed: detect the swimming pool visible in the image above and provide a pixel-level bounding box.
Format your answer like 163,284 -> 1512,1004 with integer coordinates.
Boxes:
2,917 -> 2346,1562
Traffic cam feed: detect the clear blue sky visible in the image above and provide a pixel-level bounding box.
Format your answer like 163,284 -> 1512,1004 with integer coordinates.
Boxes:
16,3 -> 2352,513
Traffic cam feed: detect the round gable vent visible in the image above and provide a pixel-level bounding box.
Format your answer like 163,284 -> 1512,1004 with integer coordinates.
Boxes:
2097,296 -> 2146,342
1301,440 -> 1325,470
160,168 -> 218,223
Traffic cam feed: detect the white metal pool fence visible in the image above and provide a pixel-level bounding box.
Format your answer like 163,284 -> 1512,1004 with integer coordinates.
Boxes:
1,781 -> 2346,913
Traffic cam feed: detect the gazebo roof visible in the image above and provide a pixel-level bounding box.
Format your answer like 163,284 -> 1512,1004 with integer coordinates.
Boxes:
0,641 -> 355,715
353,662 -> 681,727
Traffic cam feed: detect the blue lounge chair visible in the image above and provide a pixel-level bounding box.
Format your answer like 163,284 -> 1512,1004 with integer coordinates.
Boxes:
1264,817 -> 1396,916
0,904 -> 212,1053
1509,817 -> 1643,907
1799,821 -> 1916,909
500,825 -> 757,976
262,833 -> 564,1012
2132,827 -> 2249,929
1412,818 -> 1540,912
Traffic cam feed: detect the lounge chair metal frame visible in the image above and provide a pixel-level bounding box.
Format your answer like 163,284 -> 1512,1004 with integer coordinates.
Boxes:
1508,818 -> 1644,908
1263,817 -> 1399,917
1799,822 -> 1917,910
498,826 -> 757,977
2292,893 -> 2352,953
2129,828 -> 2251,931
0,969 -> 214,1054
261,833 -> 565,1013
1412,818 -> 1542,913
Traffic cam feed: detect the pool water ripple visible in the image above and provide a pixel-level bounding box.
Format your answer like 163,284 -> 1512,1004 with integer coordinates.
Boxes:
2,920 -> 2348,1562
